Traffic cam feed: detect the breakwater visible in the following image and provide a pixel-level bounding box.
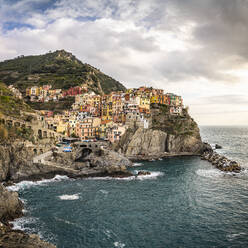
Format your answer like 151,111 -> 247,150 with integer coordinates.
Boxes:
201,151 -> 241,173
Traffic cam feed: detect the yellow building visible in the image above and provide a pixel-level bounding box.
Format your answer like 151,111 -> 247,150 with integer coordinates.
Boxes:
57,121 -> 68,134
92,117 -> 101,127
140,97 -> 150,110
150,95 -> 159,104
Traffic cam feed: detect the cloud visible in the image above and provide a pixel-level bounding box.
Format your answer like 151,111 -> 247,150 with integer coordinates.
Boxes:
1,0 -> 248,125
197,95 -> 248,105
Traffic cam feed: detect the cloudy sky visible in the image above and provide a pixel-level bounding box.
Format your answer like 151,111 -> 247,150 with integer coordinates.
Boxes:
1,0 -> 248,125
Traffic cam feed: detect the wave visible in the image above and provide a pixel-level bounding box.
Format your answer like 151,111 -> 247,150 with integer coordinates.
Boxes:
88,171 -> 164,181
134,171 -> 165,181
58,193 -> 80,200
7,175 -> 70,192
196,169 -> 226,179
10,216 -> 38,232
114,241 -> 126,248
227,232 -> 246,241
99,189 -> 109,194
196,167 -> 248,179
133,162 -> 144,167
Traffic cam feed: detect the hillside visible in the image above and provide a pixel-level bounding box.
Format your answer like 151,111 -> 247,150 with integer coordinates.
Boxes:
0,82 -> 33,117
0,50 -> 126,95
0,82 -> 36,142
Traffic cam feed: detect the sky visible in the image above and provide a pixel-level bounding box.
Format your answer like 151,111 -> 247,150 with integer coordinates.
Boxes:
0,0 -> 248,126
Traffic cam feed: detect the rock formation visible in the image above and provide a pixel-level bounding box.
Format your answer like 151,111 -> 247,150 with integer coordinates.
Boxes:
0,184 -> 23,223
49,145 -> 133,178
116,106 -> 205,159
0,184 -> 55,248
201,151 -> 241,173
0,222 -> 56,248
0,142 -> 56,182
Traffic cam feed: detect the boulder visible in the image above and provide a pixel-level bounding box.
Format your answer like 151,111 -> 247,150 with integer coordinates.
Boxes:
137,171 -> 151,176
0,184 -> 23,223
215,144 -> 222,149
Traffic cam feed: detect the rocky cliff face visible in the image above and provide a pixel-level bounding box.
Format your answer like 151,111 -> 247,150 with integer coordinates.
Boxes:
0,184 -> 55,248
0,141 -> 133,182
0,184 -> 23,223
118,127 -> 204,158
0,222 -> 56,248
117,105 -> 205,158
50,145 -> 133,178
0,142 -> 55,182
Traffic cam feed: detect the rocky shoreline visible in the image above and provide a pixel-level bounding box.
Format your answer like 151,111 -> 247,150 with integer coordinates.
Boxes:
0,140 -> 243,247
0,184 -> 55,248
201,150 -> 241,173
128,152 -> 199,162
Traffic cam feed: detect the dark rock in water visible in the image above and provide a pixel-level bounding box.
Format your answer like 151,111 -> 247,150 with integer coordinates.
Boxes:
215,144 -> 222,149
137,171 -> 151,176
202,142 -> 213,153
201,150 -> 241,173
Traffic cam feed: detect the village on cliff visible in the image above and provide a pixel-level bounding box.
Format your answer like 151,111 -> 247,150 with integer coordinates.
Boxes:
8,84 -> 183,143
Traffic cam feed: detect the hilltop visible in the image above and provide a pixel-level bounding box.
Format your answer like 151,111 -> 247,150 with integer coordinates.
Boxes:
0,50 -> 126,95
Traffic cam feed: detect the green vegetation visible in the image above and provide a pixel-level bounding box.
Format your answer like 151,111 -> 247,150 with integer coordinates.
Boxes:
0,82 -> 34,117
0,50 -> 126,94
151,104 -> 199,137
0,124 -> 34,143
28,96 -> 75,112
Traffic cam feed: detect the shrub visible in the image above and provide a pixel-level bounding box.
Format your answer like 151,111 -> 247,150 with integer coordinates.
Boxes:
0,124 -> 8,140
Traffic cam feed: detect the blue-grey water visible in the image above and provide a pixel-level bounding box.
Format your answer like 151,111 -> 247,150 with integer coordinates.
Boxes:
9,126 -> 248,248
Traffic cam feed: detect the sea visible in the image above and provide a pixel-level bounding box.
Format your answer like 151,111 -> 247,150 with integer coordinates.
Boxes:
8,126 -> 248,248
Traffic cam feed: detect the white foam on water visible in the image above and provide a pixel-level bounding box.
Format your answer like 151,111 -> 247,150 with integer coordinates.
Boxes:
196,169 -> 228,179
7,175 -> 70,192
104,229 -> 111,238
135,171 -> 165,181
114,241 -> 126,248
58,193 -> 80,200
10,216 -> 38,231
99,189 -> 109,194
133,162 -> 144,167
54,217 -> 81,228
196,168 -> 248,179
88,171 -> 164,181
234,168 -> 248,179
227,232 -> 246,241
87,176 -> 136,181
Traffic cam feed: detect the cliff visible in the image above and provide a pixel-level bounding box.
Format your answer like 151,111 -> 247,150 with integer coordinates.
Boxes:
117,104 -> 205,159
0,184 -> 23,223
0,184 -> 55,248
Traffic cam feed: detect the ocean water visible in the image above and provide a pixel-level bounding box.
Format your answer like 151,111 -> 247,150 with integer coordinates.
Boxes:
9,126 -> 248,248
200,126 -> 248,166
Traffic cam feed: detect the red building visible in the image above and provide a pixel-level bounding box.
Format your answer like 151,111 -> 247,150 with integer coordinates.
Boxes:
63,86 -> 83,97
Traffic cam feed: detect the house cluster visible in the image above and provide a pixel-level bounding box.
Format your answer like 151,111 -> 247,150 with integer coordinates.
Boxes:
8,85 -> 22,99
25,85 -> 88,102
40,86 -> 184,143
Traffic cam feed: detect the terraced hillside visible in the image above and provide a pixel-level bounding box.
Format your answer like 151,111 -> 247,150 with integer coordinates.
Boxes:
0,50 -> 126,95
